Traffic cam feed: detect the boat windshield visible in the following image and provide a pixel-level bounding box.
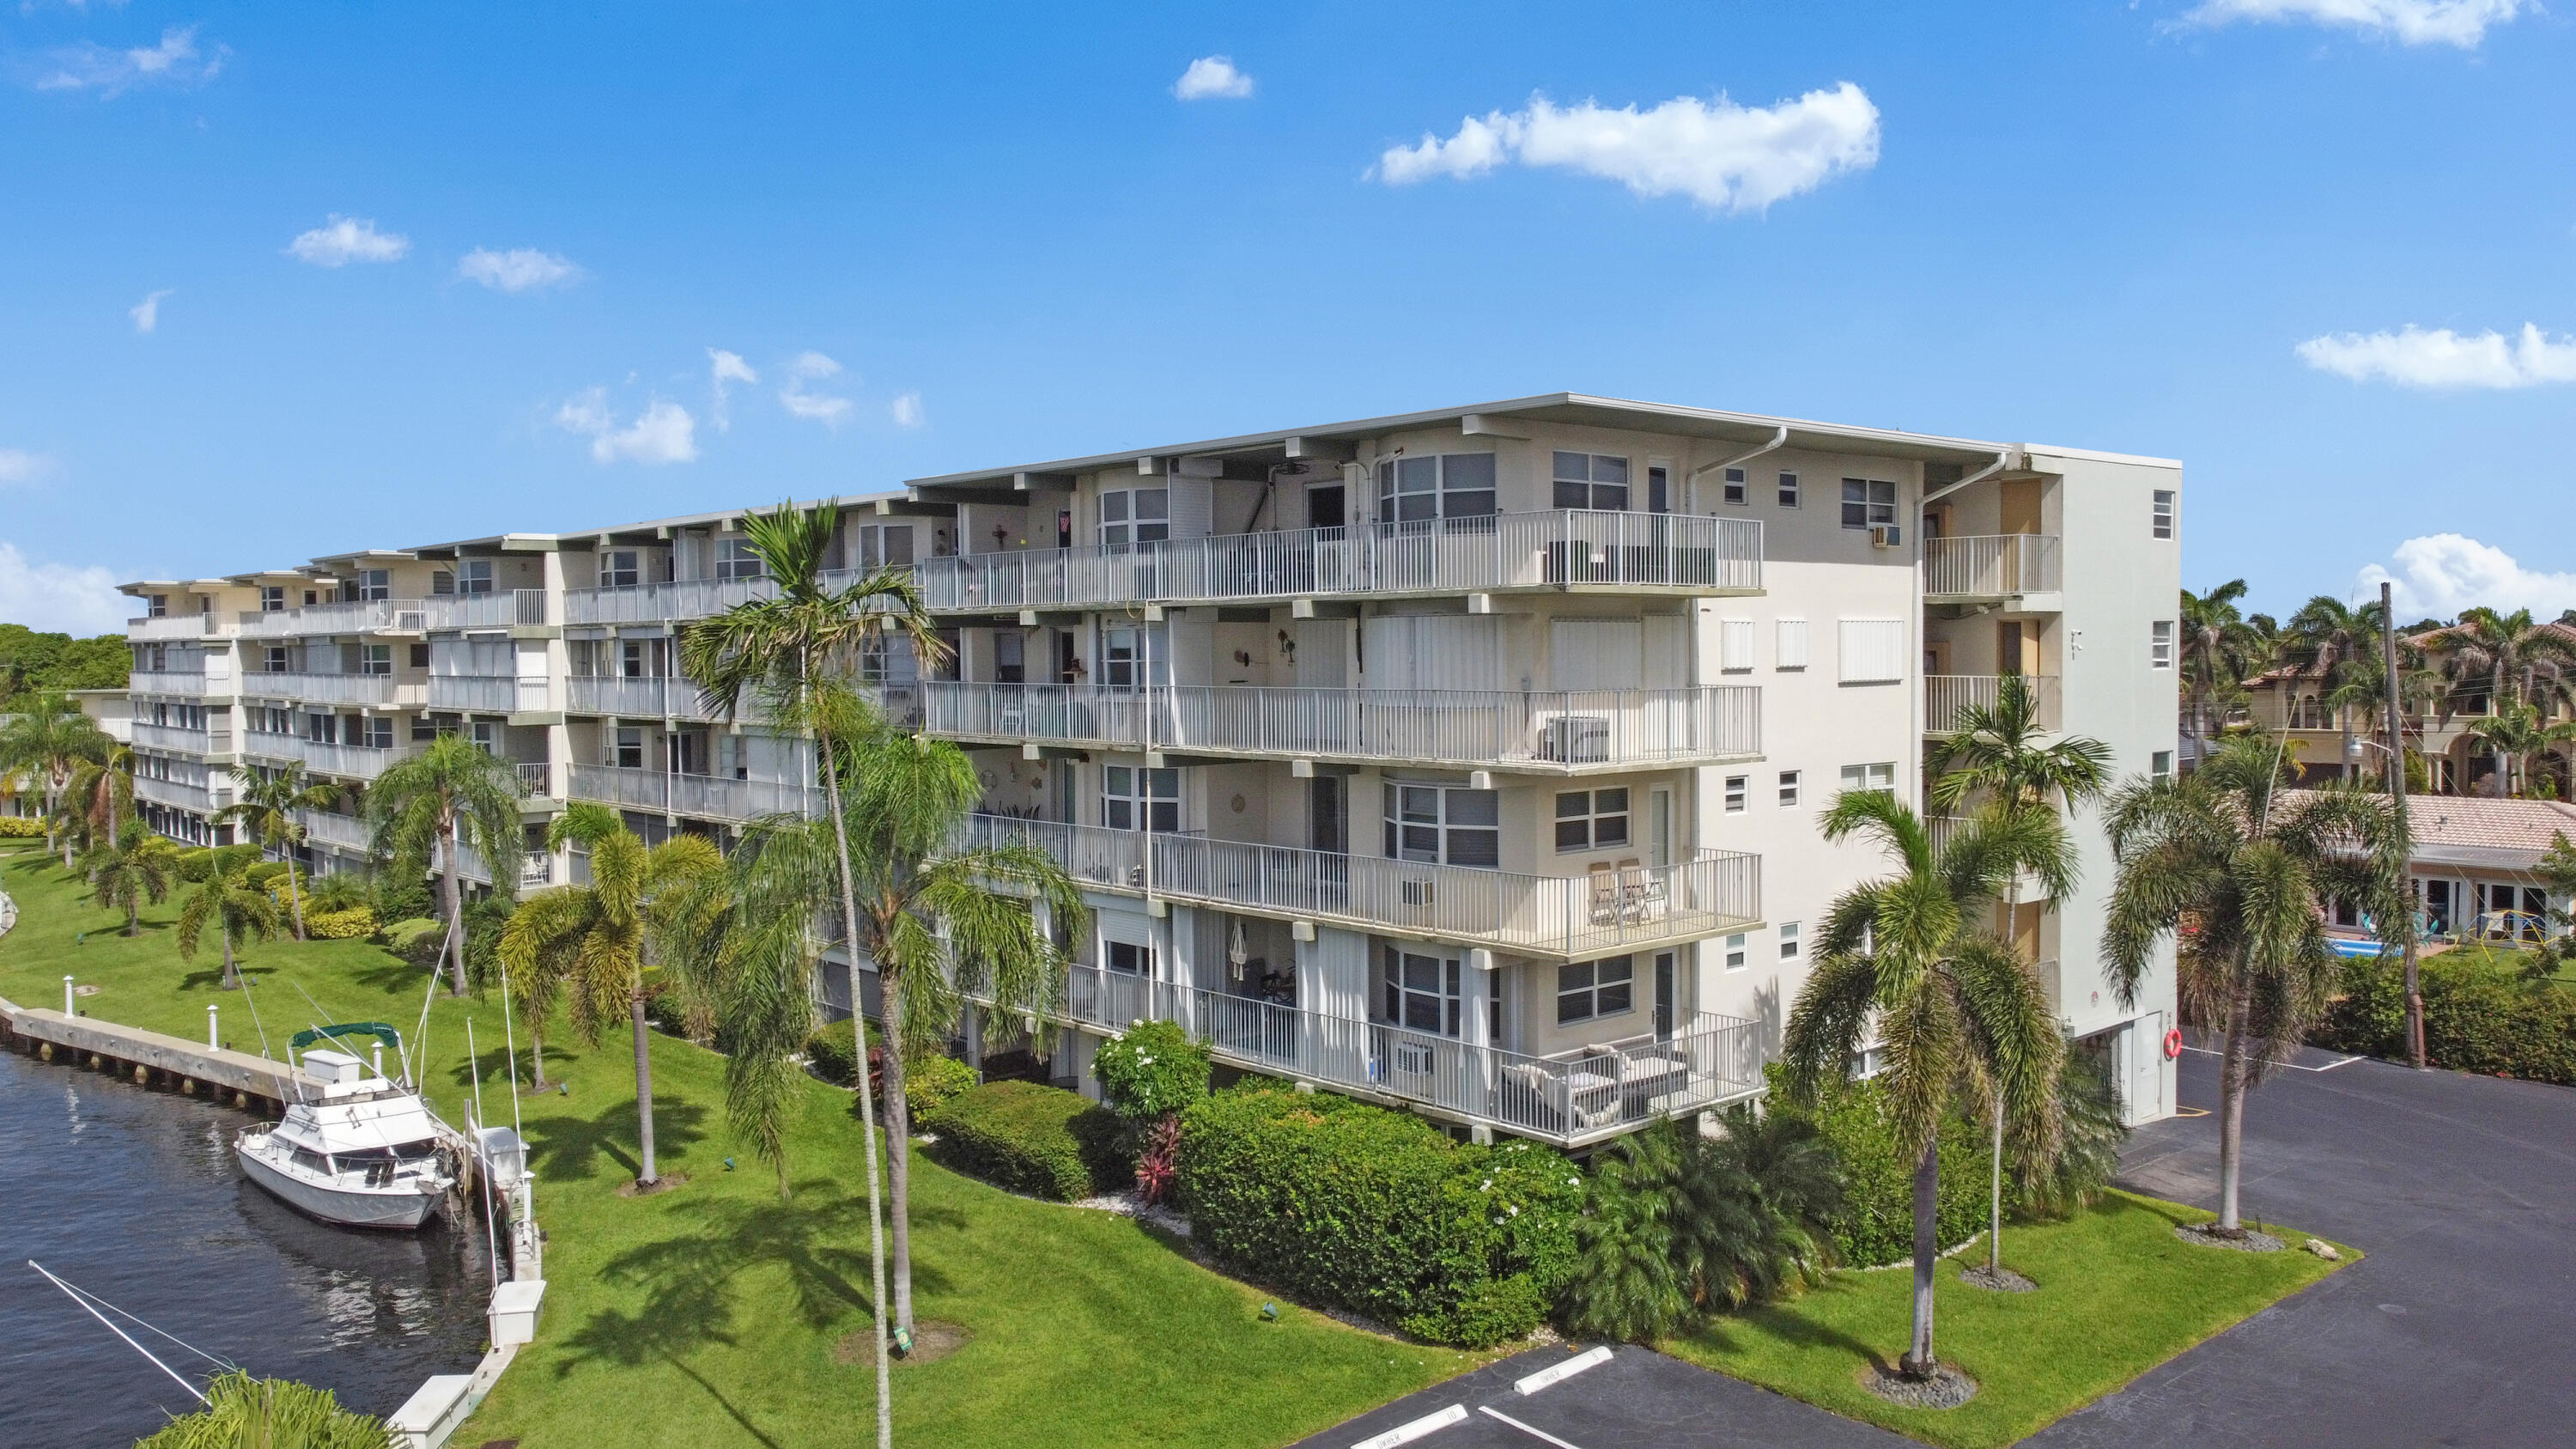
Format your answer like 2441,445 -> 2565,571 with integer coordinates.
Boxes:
334,1140 -> 442,1163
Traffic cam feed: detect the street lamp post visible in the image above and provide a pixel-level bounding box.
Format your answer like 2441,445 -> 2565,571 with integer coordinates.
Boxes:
2379,581 -> 2427,1069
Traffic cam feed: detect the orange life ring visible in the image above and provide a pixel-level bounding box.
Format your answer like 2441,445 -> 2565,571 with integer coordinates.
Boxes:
2163,1027 -> 2184,1060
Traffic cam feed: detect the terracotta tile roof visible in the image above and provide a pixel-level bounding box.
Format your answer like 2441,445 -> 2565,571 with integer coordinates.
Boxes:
2402,795 -> 2576,855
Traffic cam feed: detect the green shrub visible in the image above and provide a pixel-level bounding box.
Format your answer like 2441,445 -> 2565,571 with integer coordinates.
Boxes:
305,906 -> 378,940
1174,1087 -> 1582,1348
921,1081 -> 1127,1202
2318,951 -> 2576,1085
906,1055 -> 978,1118
1766,1065 -> 1987,1268
0,816 -> 47,838
805,1017 -> 882,1087
1092,1020 -> 1212,1121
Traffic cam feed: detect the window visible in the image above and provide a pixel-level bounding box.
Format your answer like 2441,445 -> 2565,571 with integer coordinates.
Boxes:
1100,624 -> 1165,690
2151,620 -> 2175,670
598,551 -> 640,588
1107,941 -> 1156,977
147,594 -> 168,618
357,569 -> 391,601
469,720 -> 499,754
1780,922 -> 1801,960
2152,490 -> 2176,540
1553,788 -> 1630,852
1555,955 -> 1634,1025
1777,770 -> 1801,807
1388,948 -> 1464,1035
1777,618 -> 1809,671
854,524 -> 914,569
431,569 -> 456,596
1719,618 -> 1756,673
1722,776 -> 1748,814
1099,488 -> 1170,547
1840,478 -> 1897,529
359,645 -> 392,677
1777,472 -> 1801,508
409,643 -> 429,668
1838,762 -> 1897,794
349,716 -> 393,749
2151,750 -> 2174,780
715,539 -> 764,581
1723,934 -> 1748,971
1720,466 -> 1747,507
1103,765 -> 1180,832
611,728 -> 645,770
1379,454 -> 1498,524
1388,784 -> 1501,866
303,712 -> 337,745
458,560 -> 495,595
264,646 -> 289,673
260,586 -> 286,612
1646,464 -> 1671,514
1552,452 -> 1631,511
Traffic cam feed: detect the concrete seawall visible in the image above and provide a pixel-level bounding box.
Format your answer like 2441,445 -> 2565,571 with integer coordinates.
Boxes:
0,995 -> 321,1109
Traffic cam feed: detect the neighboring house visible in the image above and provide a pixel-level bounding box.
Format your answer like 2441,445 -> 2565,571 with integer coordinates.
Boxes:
2243,621 -> 2576,795
2383,795 -> 2574,945
114,392 -> 2184,1142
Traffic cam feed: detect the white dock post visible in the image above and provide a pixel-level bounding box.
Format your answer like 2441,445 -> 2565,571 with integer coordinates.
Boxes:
209,1004 -> 220,1049
64,976 -> 75,1015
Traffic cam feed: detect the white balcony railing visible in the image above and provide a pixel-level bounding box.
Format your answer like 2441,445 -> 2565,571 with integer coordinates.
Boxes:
560,567 -> 900,626
421,589 -> 550,630
240,734 -> 420,781
515,761 -> 554,795
567,764 -> 824,823
1924,674 -> 2062,734
1046,965 -> 1762,1147
237,672 -> 405,707
960,814 -> 1759,958
916,510 -> 1764,613
237,599 -> 433,638
1923,535 -> 2062,600
922,683 -> 1759,772
127,613 -> 228,642
129,671 -> 220,697
134,775 -> 211,813
130,722 -> 219,755
449,842 -> 555,890
428,675 -> 544,713
295,809 -> 374,854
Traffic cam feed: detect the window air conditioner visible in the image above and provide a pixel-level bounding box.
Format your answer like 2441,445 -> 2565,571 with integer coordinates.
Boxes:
1394,1040 -> 1436,1075
1869,524 -> 1903,550
1542,715 -> 1613,764
1401,879 -> 1436,907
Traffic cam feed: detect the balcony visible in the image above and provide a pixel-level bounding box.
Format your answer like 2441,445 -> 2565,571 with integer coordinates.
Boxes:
916,510 -> 1763,614
568,764 -> 823,823
422,589 -> 550,630
449,842 -> 556,891
127,613 -> 228,642
131,722 -> 228,756
1925,674 -> 2061,734
428,674 -> 545,713
129,671 -> 222,697
959,815 -> 1760,959
252,735 -> 422,782
237,600 -> 432,639
238,672 -> 413,707
1923,535 -> 2061,603
923,683 -> 1759,774
1046,965 -> 1761,1148
560,568 -> 899,626
296,808 -> 375,855
135,775 -> 212,813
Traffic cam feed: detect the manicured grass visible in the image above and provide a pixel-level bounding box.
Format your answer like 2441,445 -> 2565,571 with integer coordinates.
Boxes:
0,845 -> 1484,1447
1668,1190 -> 2354,1449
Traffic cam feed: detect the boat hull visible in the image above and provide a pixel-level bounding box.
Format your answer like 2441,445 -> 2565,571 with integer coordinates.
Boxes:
235,1139 -> 446,1230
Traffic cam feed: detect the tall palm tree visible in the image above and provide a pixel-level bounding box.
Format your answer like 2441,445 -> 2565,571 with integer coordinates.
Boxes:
61,740 -> 136,858
1927,671 -> 2111,1275
2459,703 -> 2576,800
216,764 -> 337,940
369,733 -> 528,995
2434,607 -> 2576,795
178,849 -> 288,990
85,823 -> 180,935
500,803 -> 723,1184
0,692 -> 114,868
2178,581 -> 2269,769
2102,735 -> 2406,1234
678,498 -> 950,1447
2285,594 -> 2388,777
1779,791 -> 2066,1378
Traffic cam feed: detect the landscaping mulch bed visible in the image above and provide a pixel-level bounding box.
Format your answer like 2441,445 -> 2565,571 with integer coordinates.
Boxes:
1957,1263 -> 2038,1292
835,1319 -> 971,1367
1861,1362 -> 1979,1409
2174,1223 -> 2284,1252
615,1172 -> 690,1198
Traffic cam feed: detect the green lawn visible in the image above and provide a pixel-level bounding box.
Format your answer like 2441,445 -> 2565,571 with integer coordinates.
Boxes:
1668,1190 -> 2354,1449
0,843 -> 1484,1448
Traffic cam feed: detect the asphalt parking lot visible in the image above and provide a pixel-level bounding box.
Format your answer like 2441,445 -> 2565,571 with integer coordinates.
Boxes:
1301,1042 -> 2576,1449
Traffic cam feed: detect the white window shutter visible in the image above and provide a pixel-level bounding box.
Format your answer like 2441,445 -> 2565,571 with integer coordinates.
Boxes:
1720,618 -> 1757,673
1838,619 -> 1906,685
1776,618 -> 1809,671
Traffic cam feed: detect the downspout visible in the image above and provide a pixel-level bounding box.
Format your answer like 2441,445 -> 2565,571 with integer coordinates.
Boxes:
1686,425 -> 1791,496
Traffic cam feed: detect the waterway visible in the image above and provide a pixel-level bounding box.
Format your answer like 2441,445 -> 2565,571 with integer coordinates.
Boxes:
0,1043 -> 490,1447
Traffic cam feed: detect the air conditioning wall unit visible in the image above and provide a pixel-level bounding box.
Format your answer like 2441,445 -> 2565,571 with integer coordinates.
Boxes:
1869,524 -> 1904,550
1394,1040 -> 1436,1075
1542,715 -> 1613,764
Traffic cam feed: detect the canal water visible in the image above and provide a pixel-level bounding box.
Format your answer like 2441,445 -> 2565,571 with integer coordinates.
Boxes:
0,1043 -> 490,1448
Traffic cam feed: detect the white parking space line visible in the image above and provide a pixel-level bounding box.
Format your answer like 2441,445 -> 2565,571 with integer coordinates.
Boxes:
1512,1346 -> 1613,1397
1349,1403 -> 1467,1449
2180,1044 -> 2362,1072
1478,1406 -> 1586,1449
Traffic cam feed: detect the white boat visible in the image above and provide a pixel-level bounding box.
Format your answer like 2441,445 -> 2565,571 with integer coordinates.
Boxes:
234,1044 -> 459,1231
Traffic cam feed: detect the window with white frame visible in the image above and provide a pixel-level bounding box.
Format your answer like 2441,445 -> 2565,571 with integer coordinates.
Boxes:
264,646 -> 289,673
1838,762 -> 1896,794
1723,934 -> 1748,971
2153,490 -> 2176,540
1777,472 -> 1801,508
1389,784 -> 1501,866
854,523 -> 915,568
715,539 -> 765,581
1778,770 -> 1801,807
1646,463 -> 1672,514
1777,618 -> 1809,671
431,569 -> 456,596
302,711 -> 338,745
260,586 -> 286,612
1386,948 -> 1463,1035
1722,776 -> 1748,814
1103,765 -> 1181,832
1840,478 -> 1896,529
1380,454 -> 1498,523
1780,921 -> 1801,960
458,560 -> 495,595
349,715 -> 393,749
1555,954 -> 1633,1024
1099,624 -> 1166,691
147,594 -> 168,618
357,569 -> 391,601
598,550 -> 641,588
1099,489 -> 1170,547
2152,750 -> 2174,780
1553,788 -> 1630,851
1107,940 -> 1157,976
359,644 -> 392,677
2151,620 -> 2175,670
1719,618 -> 1756,673
611,727 -> 645,769
1719,466 -> 1747,507
1552,452 -> 1630,511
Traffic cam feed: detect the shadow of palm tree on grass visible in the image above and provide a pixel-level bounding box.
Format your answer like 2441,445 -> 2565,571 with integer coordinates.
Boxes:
516,1099 -> 710,1183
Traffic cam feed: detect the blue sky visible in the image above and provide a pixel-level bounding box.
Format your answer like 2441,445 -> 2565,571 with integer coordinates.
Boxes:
3,1 -> 2573,632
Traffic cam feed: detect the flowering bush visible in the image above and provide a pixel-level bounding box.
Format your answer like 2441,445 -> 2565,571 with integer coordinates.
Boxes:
304,906 -> 379,940
1091,1020 -> 1212,1122
0,817 -> 46,839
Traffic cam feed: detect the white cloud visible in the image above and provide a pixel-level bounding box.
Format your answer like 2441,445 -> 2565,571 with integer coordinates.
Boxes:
2296,323 -> 2576,389
285,216 -> 410,267
2358,534 -> 2576,619
1175,55 -> 1254,100
0,542 -> 130,634
788,350 -> 842,379
1376,83 -> 1880,213
708,349 -> 758,429
779,352 -> 853,427
890,392 -> 926,429
554,388 -> 697,466
457,247 -> 582,292
32,25 -> 226,94
0,449 -> 58,486
2178,0 -> 2521,48
128,289 -> 172,334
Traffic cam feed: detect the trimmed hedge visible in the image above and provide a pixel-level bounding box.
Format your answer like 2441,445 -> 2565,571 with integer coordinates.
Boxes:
0,817 -> 46,838
304,906 -> 379,940
1174,1087 -> 1582,1348
904,1055 -> 978,1118
2319,951 -> 2576,1085
1767,1065 -> 1988,1269
1093,1020 -> 1212,1121
921,1081 -> 1128,1202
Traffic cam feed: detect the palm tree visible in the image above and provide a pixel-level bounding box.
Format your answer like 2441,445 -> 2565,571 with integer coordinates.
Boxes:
85,824 -> 180,935
2178,581 -> 2268,769
2434,607 -> 2576,795
217,764 -> 337,940
0,693 -> 114,868
135,1370 -> 389,1449
1779,790 -> 2065,1378
678,497 -> 951,1447
2285,594 -> 2388,778
500,804 -> 723,1184
2460,703 -> 2576,799
369,733 -> 527,995
1927,671 -> 2111,1276
61,740 -> 136,858
2102,734 -> 2406,1234
177,849 -> 288,990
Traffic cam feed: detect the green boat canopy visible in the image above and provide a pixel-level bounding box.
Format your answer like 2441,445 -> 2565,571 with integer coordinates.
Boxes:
290,1022 -> 403,1053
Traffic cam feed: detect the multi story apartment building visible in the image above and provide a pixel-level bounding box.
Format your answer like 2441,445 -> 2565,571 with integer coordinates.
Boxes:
118,393 -> 2181,1147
